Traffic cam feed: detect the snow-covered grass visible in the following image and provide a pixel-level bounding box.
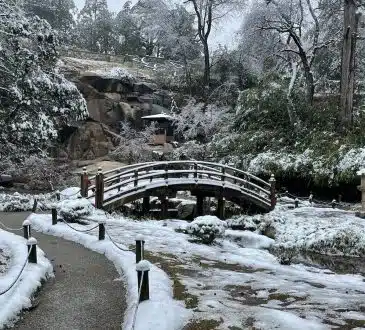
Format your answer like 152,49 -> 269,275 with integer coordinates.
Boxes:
27,213 -> 190,330
265,206 -> 365,256
27,208 -> 365,329
0,230 -> 52,328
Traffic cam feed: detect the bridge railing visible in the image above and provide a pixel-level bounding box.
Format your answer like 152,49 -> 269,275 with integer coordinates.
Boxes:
87,161 -> 271,195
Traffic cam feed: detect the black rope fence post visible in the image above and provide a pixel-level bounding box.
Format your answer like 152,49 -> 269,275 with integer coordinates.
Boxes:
99,220 -> 106,240
80,167 -> 89,197
136,260 -> 150,302
52,208 -> 58,225
27,237 -> 37,264
32,199 -> 38,213
23,220 -> 31,239
294,198 -> 299,208
269,174 -> 277,209
135,234 -> 145,264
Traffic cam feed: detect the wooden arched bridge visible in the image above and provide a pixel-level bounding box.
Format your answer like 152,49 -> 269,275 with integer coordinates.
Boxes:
80,161 -> 277,218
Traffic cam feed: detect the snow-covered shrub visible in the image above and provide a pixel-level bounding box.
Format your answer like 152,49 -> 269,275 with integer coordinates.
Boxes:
227,215 -> 266,232
170,140 -> 210,161
57,198 -> 94,222
110,121 -> 156,163
173,99 -> 230,143
2,156 -> 73,191
186,215 -> 227,244
0,192 -> 55,212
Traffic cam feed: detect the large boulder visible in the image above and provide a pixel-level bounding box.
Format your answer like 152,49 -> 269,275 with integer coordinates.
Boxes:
177,200 -> 196,220
67,121 -> 114,160
80,72 -> 134,94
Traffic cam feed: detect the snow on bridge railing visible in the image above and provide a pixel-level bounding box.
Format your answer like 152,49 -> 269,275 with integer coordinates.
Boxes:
80,162 -> 277,212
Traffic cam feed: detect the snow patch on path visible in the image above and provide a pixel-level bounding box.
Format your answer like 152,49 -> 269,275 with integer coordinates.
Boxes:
0,230 -> 52,328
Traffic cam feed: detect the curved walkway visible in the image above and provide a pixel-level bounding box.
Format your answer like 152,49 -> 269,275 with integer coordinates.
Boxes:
0,212 -> 126,330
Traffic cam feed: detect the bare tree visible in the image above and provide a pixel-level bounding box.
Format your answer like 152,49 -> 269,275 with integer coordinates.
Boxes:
184,0 -> 242,87
256,0 -> 340,105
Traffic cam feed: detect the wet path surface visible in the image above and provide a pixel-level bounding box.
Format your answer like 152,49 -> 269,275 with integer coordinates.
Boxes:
1,212 -> 126,330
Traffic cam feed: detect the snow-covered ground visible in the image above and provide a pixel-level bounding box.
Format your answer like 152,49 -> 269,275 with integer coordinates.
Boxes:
27,206 -> 365,329
0,230 -> 52,328
233,202 -> 365,257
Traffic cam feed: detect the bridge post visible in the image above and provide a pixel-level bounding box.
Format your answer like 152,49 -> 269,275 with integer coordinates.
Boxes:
221,167 -> 226,182
269,174 -> 277,209
134,170 -> 138,187
95,168 -> 104,209
80,167 -> 88,197
142,196 -> 150,215
160,196 -> 168,219
194,163 -> 198,179
196,195 -> 204,216
217,197 -> 225,220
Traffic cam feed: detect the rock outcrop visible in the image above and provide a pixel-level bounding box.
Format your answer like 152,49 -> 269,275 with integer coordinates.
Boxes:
67,121 -> 114,160
58,57 -> 172,160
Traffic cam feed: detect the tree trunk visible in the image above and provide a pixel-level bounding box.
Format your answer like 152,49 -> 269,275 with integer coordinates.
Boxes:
298,50 -> 314,105
340,0 -> 359,128
203,42 -> 210,87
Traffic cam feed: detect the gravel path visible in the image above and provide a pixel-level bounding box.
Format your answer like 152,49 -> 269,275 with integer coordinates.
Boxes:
0,212 -> 126,330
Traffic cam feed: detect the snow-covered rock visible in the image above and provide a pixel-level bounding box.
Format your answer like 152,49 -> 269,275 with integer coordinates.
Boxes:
186,215 -> 227,244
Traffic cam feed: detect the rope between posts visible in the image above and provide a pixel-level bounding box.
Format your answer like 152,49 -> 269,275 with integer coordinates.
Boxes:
131,270 -> 145,330
0,220 -> 23,231
0,248 -> 32,296
105,228 -> 130,251
57,188 -> 81,197
61,218 -> 99,233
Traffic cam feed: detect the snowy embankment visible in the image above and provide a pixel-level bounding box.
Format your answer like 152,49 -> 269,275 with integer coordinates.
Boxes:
27,213 -> 190,330
0,230 -> 52,328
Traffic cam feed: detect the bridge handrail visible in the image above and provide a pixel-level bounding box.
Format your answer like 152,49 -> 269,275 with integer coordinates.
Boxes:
92,161 -> 270,191
88,162 -> 155,181
100,169 -> 270,199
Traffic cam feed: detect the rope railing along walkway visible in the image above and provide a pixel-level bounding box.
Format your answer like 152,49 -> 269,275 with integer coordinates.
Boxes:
57,188 -> 81,197
105,228 -> 130,252
278,191 -> 343,208
60,218 -> 99,233
0,247 -> 32,296
0,220 -> 23,232
131,270 -> 144,330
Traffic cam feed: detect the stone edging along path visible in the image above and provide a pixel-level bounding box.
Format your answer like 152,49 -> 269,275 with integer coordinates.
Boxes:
0,212 -> 126,330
